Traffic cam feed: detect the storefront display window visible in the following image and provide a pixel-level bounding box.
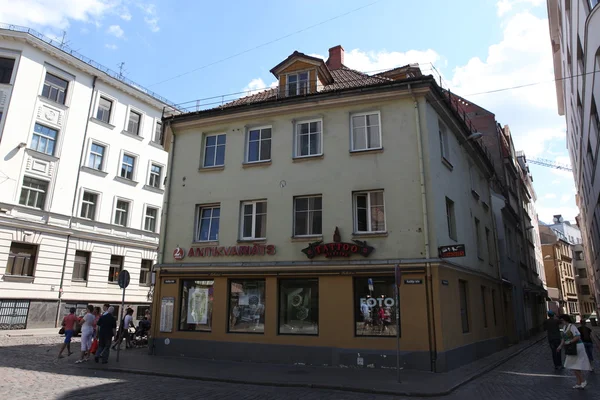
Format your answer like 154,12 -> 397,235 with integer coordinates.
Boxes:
279,278 -> 319,335
228,280 -> 265,333
354,276 -> 398,337
179,280 -> 214,331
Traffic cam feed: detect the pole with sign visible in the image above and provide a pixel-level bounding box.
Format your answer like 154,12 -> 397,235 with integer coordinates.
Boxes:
116,269 -> 130,363
394,265 -> 401,383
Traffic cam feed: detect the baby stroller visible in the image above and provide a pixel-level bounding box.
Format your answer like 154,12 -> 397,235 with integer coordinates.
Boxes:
130,318 -> 150,348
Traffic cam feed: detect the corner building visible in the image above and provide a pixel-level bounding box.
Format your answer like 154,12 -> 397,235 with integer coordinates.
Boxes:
153,47 -> 507,372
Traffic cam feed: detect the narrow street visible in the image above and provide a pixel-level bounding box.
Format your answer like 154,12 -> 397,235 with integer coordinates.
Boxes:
0,335 -> 598,399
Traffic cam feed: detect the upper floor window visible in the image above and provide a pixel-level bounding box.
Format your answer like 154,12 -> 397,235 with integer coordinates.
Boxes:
353,190 -> 386,233
475,218 -> 482,259
295,120 -> 322,157
247,127 -> 271,163
144,206 -> 158,232
0,57 -> 15,84
126,110 -> 141,135
80,191 -> 98,220
287,72 -> 309,96
88,143 -> 106,170
153,121 -> 163,145
108,255 -> 123,283
31,123 -> 58,156
96,97 -> 113,123
196,205 -> 220,242
72,251 -> 90,281
203,134 -> 226,167
19,177 -> 48,209
140,259 -> 153,285
120,154 -> 136,180
149,164 -> 162,188
241,200 -> 267,240
6,243 -> 37,277
42,73 -> 68,105
439,120 -> 450,161
351,112 -> 381,151
294,196 -> 322,237
446,197 -> 457,240
114,199 -> 130,227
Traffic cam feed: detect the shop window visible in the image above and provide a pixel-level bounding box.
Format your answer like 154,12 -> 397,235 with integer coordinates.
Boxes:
179,280 -> 214,331
354,276 -> 398,337
229,279 -> 265,333
278,278 -> 319,335
136,305 -> 150,321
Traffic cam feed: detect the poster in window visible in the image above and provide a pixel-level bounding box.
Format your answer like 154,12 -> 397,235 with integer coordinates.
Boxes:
187,287 -> 208,324
354,277 -> 398,337
159,297 -> 174,333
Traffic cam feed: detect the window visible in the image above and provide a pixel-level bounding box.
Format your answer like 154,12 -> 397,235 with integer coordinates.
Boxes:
139,259 -> 152,285
579,268 -> 587,278
6,243 -> 37,277
31,123 -> 58,155
108,255 -> 123,282
459,280 -> 470,333
354,277 -> 397,337
153,121 -> 163,145
19,177 -> 48,209
287,72 -> 309,96
246,127 -> 271,163
241,201 -> 267,240
353,191 -> 385,233
481,286 -> 488,328
41,73 -> 68,104
485,227 -> 492,264
279,279 -> 319,335
0,57 -> 15,84
149,164 -> 162,188
195,205 -> 220,242
96,97 -> 112,123
126,110 -> 141,135
351,112 -> 381,151
80,191 -> 98,220
72,251 -> 90,281
144,206 -> 158,232
491,289 -> 497,326
120,154 -> 135,180
136,306 -> 150,321
229,279 -> 265,333
439,120 -> 450,161
575,251 -> 584,261
203,134 -> 226,167
88,143 -> 105,170
114,200 -> 130,227
295,120 -> 322,157
446,197 -> 456,240
294,196 -> 322,236
581,285 -> 591,295
475,218 -> 482,259
179,280 -> 214,331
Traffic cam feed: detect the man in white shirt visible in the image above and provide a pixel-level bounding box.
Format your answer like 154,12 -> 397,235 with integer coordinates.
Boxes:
112,308 -> 134,350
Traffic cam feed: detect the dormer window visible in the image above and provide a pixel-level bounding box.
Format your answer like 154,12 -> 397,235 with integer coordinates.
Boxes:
287,72 -> 309,96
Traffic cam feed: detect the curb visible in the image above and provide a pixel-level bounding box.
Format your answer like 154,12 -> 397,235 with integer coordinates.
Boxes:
89,336 -> 545,397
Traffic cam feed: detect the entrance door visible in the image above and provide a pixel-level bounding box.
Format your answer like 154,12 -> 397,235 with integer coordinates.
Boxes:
0,300 -> 30,330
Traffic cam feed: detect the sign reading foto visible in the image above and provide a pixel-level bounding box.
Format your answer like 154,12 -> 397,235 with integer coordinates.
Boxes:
438,244 -> 466,258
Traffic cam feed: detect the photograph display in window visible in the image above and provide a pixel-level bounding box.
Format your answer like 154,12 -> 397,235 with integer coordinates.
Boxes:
179,280 -> 214,331
355,277 -> 398,336
279,279 -> 318,335
229,280 -> 265,333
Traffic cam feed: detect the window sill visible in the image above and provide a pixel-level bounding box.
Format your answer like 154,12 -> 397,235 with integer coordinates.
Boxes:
350,147 -> 384,156
121,130 -> 144,141
442,157 -> 454,171
25,148 -> 59,162
139,283 -> 151,288
293,154 -> 324,162
242,160 -> 272,168
352,232 -> 388,239
199,165 -> 225,172
193,240 -> 219,246
38,95 -> 68,110
107,281 -> 119,285
90,117 -> 116,130
237,238 -> 267,243
471,190 -> 480,200
149,141 -> 164,150
2,275 -> 35,283
80,165 -> 108,177
71,280 -> 88,287
291,235 -> 323,242
114,176 -> 139,186
143,184 -> 164,194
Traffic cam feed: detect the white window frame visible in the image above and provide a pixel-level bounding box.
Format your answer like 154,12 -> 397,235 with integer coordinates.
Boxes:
203,133 -> 226,168
93,92 -> 118,126
113,197 -> 132,227
293,195 -> 323,237
152,119 -> 163,145
353,190 -> 386,233
439,120 -> 450,162
245,126 -> 272,163
195,204 -> 221,242
240,200 -> 267,240
143,204 -> 160,233
124,106 -> 144,137
118,151 -> 138,181
79,188 -> 101,221
87,140 -> 108,171
446,197 -> 457,241
294,119 -> 323,158
19,175 -> 49,210
147,161 -> 164,189
30,123 -> 59,156
350,111 -> 382,152
41,71 -> 69,105
286,71 -> 309,96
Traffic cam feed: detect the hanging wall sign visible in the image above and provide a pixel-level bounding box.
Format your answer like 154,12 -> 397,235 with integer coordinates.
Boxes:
301,227 -> 375,259
438,244 -> 466,258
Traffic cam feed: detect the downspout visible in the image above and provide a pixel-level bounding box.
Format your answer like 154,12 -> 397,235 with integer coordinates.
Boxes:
158,121 -> 176,264
55,76 -> 97,327
409,84 -> 437,371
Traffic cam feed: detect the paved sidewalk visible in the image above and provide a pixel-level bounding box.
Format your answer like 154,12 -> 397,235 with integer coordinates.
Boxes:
87,334 -> 545,397
2,328 -> 60,338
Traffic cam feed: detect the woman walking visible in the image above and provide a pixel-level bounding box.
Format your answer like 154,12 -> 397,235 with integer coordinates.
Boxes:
76,305 -> 95,364
557,315 -> 592,389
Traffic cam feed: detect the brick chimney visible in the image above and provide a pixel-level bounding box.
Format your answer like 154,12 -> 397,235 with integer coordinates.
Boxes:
326,45 -> 344,70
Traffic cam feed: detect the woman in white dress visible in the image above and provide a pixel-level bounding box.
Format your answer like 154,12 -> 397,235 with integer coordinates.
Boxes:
557,314 -> 592,389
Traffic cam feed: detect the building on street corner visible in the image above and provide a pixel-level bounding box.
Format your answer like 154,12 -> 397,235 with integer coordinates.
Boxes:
0,25 -> 176,330
151,45 -> 509,372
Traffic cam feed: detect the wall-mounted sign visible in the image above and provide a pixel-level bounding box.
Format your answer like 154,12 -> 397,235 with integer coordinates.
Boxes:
441,280 -> 449,286
404,279 -> 423,285
173,245 -> 276,260
159,297 -> 174,333
164,279 -> 176,284
438,244 -> 466,258
301,227 -> 374,259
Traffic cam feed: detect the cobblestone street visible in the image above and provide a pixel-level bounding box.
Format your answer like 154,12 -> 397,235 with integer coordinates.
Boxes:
0,335 -> 599,399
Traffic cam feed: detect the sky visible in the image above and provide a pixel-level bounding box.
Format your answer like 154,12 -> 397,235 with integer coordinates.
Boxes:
0,0 -> 577,223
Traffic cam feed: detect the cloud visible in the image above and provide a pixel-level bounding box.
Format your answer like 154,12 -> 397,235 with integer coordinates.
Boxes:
496,0 -> 545,16
512,126 -> 565,157
544,193 -> 557,199
342,48 -> 442,74
105,43 -> 118,50
536,205 -> 579,223
119,7 -> 131,21
242,78 -> 277,96
137,3 -> 159,32
551,180 -> 561,185
107,24 -> 124,38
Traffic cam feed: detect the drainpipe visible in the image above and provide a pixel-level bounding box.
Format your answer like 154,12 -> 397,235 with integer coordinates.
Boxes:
409,84 -> 437,371
158,121 -> 176,264
55,76 -> 97,327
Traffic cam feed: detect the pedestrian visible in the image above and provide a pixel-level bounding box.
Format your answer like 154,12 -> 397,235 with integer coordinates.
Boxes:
93,306 -> 101,330
112,308 -> 134,350
75,305 -> 95,364
57,307 -> 78,359
95,306 -> 117,364
543,311 -> 563,369
578,319 -> 595,372
557,314 -> 592,389
101,303 -> 110,315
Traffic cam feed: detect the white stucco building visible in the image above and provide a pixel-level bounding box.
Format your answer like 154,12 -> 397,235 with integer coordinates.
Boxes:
0,25 -> 175,329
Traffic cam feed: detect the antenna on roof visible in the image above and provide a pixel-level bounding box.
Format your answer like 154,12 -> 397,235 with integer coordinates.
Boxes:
117,62 -> 127,79
59,30 -> 70,47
